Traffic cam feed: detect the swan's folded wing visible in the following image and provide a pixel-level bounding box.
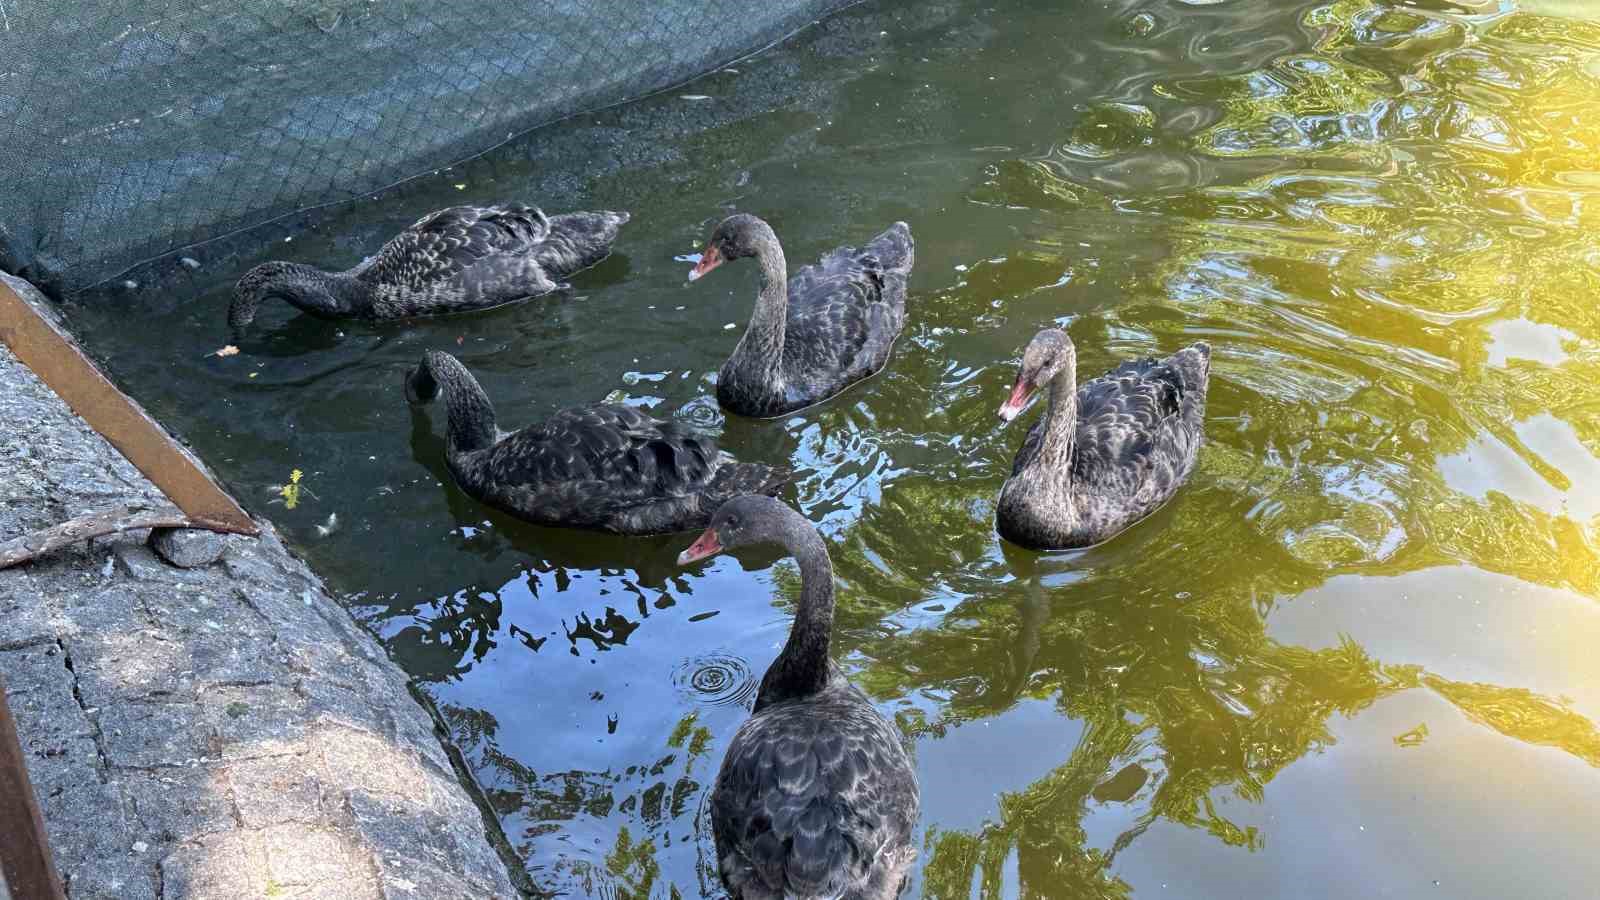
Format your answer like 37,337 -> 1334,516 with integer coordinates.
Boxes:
783,231 -> 912,386
713,698 -> 916,899
481,404 -> 723,506
533,211 -> 630,277
362,205 -> 550,284
1071,358 -> 1186,494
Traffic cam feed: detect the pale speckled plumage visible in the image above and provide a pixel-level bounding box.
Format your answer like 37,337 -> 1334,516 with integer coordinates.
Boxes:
695,214 -> 914,418
404,352 -> 787,535
997,330 -> 1211,550
229,204 -> 628,330
682,497 -> 919,900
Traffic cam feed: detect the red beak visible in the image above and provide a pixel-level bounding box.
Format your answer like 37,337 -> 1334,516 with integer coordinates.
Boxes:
688,246 -> 723,282
998,377 -> 1033,423
677,527 -> 724,565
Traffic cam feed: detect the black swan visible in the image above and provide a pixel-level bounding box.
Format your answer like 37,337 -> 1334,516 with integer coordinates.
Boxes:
687,214 -> 914,418
677,495 -> 919,899
996,328 -> 1211,550
404,351 -> 787,535
229,204 -> 628,331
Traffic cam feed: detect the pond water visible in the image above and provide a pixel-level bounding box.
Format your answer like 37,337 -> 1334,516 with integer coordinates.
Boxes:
70,0 -> 1600,896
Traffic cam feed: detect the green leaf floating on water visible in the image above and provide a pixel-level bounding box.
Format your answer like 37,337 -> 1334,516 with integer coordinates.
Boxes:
273,469 -> 316,510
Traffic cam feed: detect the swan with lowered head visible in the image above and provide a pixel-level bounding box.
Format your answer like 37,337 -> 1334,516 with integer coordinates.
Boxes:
230,204 -> 628,332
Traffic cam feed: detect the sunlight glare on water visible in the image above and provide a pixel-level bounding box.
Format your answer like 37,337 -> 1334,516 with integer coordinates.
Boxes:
69,0 -> 1600,897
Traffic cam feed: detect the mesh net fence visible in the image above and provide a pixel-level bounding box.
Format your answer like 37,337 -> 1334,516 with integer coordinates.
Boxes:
0,0 -> 855,294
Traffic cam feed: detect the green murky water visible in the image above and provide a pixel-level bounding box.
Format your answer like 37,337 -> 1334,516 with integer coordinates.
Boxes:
72,0 -> 1600,896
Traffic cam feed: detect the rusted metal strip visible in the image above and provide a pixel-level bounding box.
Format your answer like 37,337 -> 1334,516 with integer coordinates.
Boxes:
0,676 -> 68,900
0,278 -> 256,536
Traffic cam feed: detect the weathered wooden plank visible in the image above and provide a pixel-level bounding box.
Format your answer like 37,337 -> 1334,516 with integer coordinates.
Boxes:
0,279 -> 256,537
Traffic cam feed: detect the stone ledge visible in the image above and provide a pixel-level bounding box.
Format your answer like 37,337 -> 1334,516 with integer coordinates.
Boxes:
1,272 -> 524,899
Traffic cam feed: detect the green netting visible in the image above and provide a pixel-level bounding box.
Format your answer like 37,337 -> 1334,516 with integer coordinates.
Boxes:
0,0 -> 855,294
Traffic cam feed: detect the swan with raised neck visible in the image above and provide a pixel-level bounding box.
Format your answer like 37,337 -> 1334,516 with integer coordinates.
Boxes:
996,328 -> 1212,550
687,212 -> 915,418
678,495 -> 920,899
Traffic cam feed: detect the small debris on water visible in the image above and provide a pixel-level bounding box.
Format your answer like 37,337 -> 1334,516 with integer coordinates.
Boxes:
723,322 -> 736,330
210,345 -> 240,358
132,841 -> 148,854
314,512 -> 340,538
121,280 -> 138,290
274,468 -> 308,509
1394,723 -> 1429,748
179,257 -> 200,270
454,183 -> 466,190
680,94 -> 711,101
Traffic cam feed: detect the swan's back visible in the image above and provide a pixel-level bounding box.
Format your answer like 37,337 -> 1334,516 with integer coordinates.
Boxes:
533,210 -> 630,277
713,677 -> 918,900
360,205 -> 549,285
780,222 -> 915,404
452,404 -> 786,534
356,204 -> 626,316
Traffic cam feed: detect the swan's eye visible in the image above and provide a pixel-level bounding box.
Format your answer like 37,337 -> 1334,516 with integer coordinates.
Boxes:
724,516 -> 740,530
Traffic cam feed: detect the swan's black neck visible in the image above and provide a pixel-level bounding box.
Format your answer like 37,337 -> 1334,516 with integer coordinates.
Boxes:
755,519 -> 836,712
230,261 -> 369,330
725,224 -> 788,392
410,351 -> 499,454
1034,359 -> 1080,475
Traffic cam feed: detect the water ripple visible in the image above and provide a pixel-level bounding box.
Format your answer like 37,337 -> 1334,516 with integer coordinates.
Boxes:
672,653 -> 759,708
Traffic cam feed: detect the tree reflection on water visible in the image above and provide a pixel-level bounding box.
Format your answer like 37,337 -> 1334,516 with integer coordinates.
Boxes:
357,0 -> 1600,895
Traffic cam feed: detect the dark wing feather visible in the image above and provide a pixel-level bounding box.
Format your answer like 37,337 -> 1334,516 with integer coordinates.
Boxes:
1072,360 -> 1180,488
359,205 -> 551,287
459,404 -> 783,533
483,404 -> 709,499
713,683 -> 918,900
533,211 -> 630,278
1072,343 -> 1210,502
781,223 -> 914,403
